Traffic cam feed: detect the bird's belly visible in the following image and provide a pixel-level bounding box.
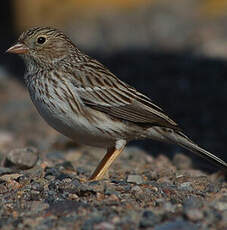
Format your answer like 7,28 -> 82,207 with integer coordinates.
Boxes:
30,94 -> 119,147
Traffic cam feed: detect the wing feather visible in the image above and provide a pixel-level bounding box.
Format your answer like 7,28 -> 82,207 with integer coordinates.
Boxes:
69,60 -> 179,130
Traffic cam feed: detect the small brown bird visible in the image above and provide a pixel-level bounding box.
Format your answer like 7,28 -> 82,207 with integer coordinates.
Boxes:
7,27 -> 226,181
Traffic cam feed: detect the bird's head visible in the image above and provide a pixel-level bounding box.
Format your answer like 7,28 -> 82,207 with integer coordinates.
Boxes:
6,27 -> 77,69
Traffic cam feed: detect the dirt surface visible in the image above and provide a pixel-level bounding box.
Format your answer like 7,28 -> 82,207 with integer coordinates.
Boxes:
0,75 -> 226,230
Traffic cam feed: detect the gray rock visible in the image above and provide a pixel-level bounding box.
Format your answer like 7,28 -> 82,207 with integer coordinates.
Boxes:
178,182 -> 193,191
93,222 -> 115,230
163,202 -> 177,213
29,201 -> 49,214
139,210 -> 162,228
0,167 -> 13,176
46,151 -> 65,160
127,175 -> 143,185
213,202 -> 227,211
185,208 -> 204,221
47,200 -> 89,216
5,147 -> 39,169
154,219 -> 198,230
0,130 -> 13,148
131,185 -> 143,193
183,197 -> 203,209
82,216 -> 105,230
173,153 -> 192,169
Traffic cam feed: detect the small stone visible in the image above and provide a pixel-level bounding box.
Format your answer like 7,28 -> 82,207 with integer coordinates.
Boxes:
163,202 -> 177,213
185,209 -> 204,221
213,202 -> 227,211
173,153 -> 192,169
55,161 -> 75,171
44,167 -> 61,178
68,193 -> 79,200
82,216 -> 104,230
145,170 -> 159,180
31,181 -> 44,192
46,151 -> 65,161
139,210 -> 162,228
123,146 -> 149,162
108,194 -> 119,201
30,201 -> 49,214
0,167 -> 13,176
94,222 -> 115,230
154,219 -> 198,230
104,187 -> 119,196
29,190 -> 41,201
111,216 -> 120,224
0,173 -> 23,182
5,147 -> 39,170
47,200 -> 89,216
127,175 -> 143,185
131,185 -> 143,193
205,183 -> 220,193
55,172 -> 72,181
0,184 -> 8,194
222,210 -> 227,225
178,182 -> 193,191
0,131 -> 13,148
183,197 -> 203,209
96,192 -> 105,200
65,150 -> 82,162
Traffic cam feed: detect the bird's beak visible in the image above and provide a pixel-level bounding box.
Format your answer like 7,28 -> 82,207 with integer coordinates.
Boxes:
6,43 -> 29,54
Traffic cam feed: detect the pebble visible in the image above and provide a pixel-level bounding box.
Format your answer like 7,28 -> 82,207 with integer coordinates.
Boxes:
31,181 -> 44,192
82,216 -> 105,230
139,210 -> 162,228
131,185 -> 143,193
213,202 -> 227,211
30,201 -> 49,214
44,167 -> 62,178
154,219 -> 198,230
55,161 -> 75,171
123,146 -> 149,162
94,222 -> 115,230
0,184 -> 8,194
47,200 -> 89,216
29,190 -> 42,201
183,197 -> 203,209
5,147 -> 39,169
205,183 -> 220,193
163,202 -> 177,213
222,210 -> 227,225
0,167 -> 13,176
0,173 -> 23,182
145,170 -> 159,180
68,193 -> 79,200
104,187 -> 119,196
0,130 -> 13,148
127,175 -> 143,185
185,208 -> 204,221
173,153 -> 192,169
178,182 -> 193,191
46,151 -> 65,161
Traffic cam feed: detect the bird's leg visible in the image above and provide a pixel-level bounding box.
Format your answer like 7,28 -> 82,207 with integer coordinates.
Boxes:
89,145 -> 125,181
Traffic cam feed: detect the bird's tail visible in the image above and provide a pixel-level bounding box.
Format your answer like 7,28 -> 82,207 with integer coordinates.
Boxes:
149,127 -> 227,169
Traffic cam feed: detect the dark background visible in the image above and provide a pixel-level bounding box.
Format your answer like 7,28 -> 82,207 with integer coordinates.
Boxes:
1,0 -> 227,171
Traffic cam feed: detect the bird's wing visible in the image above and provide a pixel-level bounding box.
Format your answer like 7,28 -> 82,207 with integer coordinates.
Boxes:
70,59 -> 179,130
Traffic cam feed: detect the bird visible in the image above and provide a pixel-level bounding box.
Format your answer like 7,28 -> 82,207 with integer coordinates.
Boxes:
6,27 -> 227,181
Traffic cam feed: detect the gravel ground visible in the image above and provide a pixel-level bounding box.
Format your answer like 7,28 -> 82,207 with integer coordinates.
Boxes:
0,75 -> 226,230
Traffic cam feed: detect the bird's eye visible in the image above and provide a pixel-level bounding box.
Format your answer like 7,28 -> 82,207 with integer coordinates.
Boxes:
37,36 -> 46,44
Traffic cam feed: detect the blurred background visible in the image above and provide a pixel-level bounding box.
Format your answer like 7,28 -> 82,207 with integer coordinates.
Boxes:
0,0 -> 227,171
